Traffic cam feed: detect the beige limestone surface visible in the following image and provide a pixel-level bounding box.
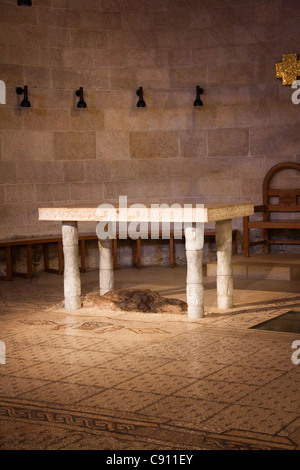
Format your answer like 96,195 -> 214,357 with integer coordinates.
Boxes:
39,202 -> 254,223
1,2 -> 300,241
0,263 -> 299,450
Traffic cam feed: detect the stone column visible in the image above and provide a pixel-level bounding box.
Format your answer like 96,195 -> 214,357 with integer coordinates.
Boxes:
184,225 -> 204,319
98,238 -> 114,296
215,219 -> 233,309
62,221 -> 81,310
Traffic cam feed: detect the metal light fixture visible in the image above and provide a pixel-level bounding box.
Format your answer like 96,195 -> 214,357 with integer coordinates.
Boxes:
75,87 -> 87,109
136,87 -> 146,108
16,86 -> 31,108
17,0 -> 32,5
193,86 -> 203,107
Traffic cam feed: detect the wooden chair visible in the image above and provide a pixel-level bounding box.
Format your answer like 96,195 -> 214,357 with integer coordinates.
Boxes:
243,161 -> 300,256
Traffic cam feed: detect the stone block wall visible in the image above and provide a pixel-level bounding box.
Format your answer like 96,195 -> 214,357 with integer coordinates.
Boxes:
0,0 -> 299,265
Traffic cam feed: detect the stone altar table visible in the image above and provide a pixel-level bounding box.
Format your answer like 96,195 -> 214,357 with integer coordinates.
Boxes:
39,202 -> 254,319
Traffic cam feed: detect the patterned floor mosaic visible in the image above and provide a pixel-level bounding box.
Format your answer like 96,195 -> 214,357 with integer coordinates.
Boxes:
0,266 -> 299,450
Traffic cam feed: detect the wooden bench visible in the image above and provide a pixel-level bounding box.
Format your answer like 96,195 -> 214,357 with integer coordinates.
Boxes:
115,229 -> 237,269
0,234 -> 97,281
243,161 -> 300,256
0,236 -> 64,281
0,229 -> 237,280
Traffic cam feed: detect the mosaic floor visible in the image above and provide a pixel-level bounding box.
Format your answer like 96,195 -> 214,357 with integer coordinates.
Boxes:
0,265 -> 299,450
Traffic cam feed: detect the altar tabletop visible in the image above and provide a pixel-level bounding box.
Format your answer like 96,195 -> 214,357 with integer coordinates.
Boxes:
39,202 -> 254,223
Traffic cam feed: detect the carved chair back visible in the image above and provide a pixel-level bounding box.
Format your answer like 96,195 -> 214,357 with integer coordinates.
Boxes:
263,162 -> 300,219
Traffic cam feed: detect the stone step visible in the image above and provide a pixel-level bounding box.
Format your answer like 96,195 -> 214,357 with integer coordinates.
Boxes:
207,254 -> 300,281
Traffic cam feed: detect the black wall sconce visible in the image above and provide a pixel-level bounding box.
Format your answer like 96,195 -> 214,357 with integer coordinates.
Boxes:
136,87 -> 146,108
17,0 -> 32,5
193,86 -> 203,107
16,86 -> 31,108
75,87 -> 87,109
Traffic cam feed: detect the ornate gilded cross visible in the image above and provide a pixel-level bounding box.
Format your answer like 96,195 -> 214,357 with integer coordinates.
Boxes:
276,53 -> 300,85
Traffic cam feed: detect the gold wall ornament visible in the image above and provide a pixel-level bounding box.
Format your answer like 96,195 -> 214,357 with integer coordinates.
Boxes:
276,53 -> 300,85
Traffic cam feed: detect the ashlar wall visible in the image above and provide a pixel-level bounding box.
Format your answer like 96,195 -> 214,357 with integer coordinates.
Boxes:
0,0 -> 299,264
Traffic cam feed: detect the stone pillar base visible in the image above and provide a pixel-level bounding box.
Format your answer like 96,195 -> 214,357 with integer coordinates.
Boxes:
98,238 -> 114,296
62,221 -> 81,310
185,226 -> 204,319
216,219 -> 233,310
